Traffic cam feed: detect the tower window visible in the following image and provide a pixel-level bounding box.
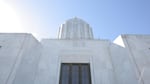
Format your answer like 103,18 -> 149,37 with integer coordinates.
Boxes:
59,63 -> 91,84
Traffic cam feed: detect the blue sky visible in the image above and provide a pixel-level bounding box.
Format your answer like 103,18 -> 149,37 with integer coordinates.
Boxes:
1,0 -> 150,41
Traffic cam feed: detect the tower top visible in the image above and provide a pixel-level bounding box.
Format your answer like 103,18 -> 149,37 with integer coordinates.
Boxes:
58,17 -> 93,39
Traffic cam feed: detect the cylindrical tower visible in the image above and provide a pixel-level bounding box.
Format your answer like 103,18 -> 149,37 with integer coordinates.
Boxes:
58,17 -> 93,39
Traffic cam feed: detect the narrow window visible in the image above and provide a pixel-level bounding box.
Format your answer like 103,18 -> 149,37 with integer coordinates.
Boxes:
59,63 -> 91,84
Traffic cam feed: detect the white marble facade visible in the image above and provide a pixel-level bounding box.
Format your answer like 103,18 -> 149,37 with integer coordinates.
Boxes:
0,18 -> 150,84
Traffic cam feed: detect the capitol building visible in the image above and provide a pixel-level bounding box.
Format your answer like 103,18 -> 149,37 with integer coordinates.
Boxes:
0,17 -> 150,84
